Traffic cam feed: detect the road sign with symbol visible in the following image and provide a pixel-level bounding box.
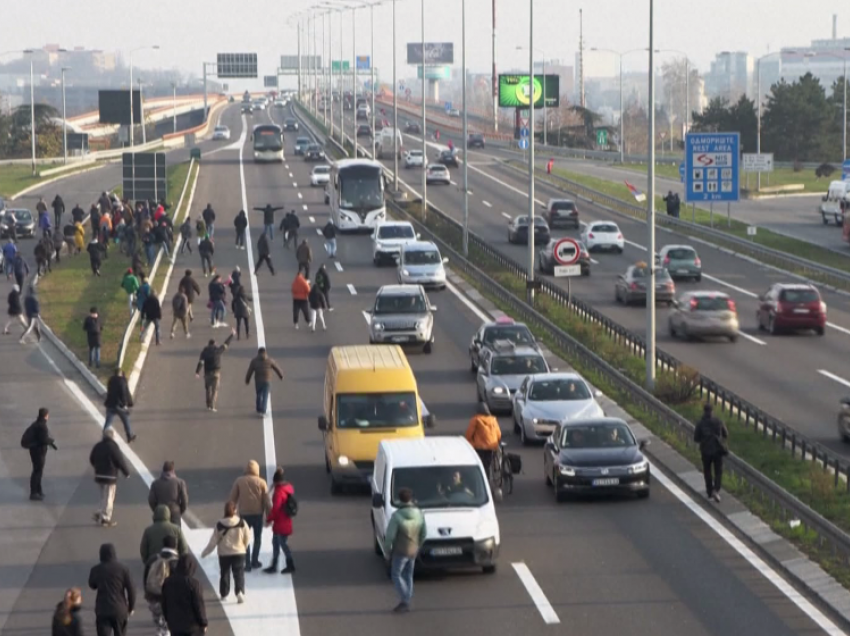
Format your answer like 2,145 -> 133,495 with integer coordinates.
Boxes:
678,162 -> 685,183
742,153 -> 774,173
596,129 -> 608,146
843,158 -> 850,180
445,101 -> 452,113
553,237 -> 581,266
518,138 -> 529,150
685,133 -> 739,203
520,127 -> 529,138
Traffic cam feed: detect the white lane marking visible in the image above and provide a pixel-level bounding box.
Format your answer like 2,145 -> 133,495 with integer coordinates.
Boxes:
446,279 -> 491,323
285,164 -> 289,169
827,321 -> 850,336
650,463 -> 846,636
293,182 -> 298,188
289,172 -> 293,177
512,563 -> 561,624
501,212 -> 512,219
303,205 -> 309,211
347,283 -> 357,295
309,216 -> 316,224
701,273 -> 758,298
361,310 -> 371,324
819,369 -> 850,389
316,228 -> 323,236
590,258 -> 599,264
298,192 -> 303,199
482,200 -> 492,208
625,239 -> 646,251
334,261 -> 344,272
738,331 -> 767,346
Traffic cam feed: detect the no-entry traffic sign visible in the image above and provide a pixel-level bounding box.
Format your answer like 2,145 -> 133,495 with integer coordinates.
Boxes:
553,237 -> 580,266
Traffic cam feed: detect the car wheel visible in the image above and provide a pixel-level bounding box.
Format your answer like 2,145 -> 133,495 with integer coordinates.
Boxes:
668,320 -> 677,338
507,233 -> 513,244
823,216 -> 830,225
483,564 -> 497,574
768,315 -> 779,335
816,326 -> 825,336
330,478 -> 342,495
582,268 -> 590,277
373,256 -> 381,267
637,489 -> 650,500
544,464 -> 552,486
729,334 -> 738,343
554,477 -> 565,503
520,423 -> 529,446
470,358 -> 477,373
423,340 -> 433,354
615,287 -> 621,303
756,312 -> 764,331
616,247 -> 624,254
325,454 -> 331,474
695,274 -> 702,282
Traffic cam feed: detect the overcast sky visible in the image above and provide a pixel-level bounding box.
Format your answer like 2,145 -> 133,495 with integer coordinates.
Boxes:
4,0 -> 845,88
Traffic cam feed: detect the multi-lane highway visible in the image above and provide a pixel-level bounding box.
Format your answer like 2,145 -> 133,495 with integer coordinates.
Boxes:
329,100 -> 850,457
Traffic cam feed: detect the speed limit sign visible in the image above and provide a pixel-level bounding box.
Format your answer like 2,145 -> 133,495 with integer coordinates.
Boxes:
552,237 -> 581,277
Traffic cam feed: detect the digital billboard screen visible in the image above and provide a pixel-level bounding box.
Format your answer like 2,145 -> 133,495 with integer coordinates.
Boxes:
498,75 -> 560,109
407,43 -> 454,65
98,90 -> 142,125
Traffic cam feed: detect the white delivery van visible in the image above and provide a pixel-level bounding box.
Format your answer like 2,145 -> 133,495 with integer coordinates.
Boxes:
370,437 -> 499,574
826,180 -> 850,203
376,127 -> 404,159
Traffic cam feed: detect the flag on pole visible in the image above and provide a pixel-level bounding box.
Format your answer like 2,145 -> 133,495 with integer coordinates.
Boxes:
624,181 -> 646,202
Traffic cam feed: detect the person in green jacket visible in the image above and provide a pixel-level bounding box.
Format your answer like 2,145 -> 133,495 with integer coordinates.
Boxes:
140,505 -> 188,564
383,488 -> 426,613
121,269 -> 140,316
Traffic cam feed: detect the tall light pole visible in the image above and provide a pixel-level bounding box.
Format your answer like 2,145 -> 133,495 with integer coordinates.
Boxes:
129,45 -> 159,148
170,82 -> 177,134
393,0 -> 399,190
318,5 -> 344,141
23,50 -> 36,175
590,47 -> 646,162
517,45 -> 547,145
526,0 -> 535,304
369,2 -> 377,160
462,0 -> 469,255
61,66 -> 70,164
420,0 -> 427,219
138,78 -> 147,145
646,0 -> 656,390
492,0 -> 498,132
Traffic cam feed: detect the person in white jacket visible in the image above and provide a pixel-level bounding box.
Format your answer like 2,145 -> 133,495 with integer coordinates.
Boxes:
201,501 -> 252,603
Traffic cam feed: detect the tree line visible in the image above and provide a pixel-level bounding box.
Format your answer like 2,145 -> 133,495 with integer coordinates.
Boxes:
0,104 -> 64,160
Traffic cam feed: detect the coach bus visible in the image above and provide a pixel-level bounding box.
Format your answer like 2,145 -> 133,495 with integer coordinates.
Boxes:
324,158 -> 386,231
251,124 -> 284,162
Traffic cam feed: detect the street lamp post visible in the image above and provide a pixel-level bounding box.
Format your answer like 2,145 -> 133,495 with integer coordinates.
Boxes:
61,66 -> 70,164
462,0 -> 469,255
129,45 -> 159,148
526,0 -> 535,303
516,45 -> 547,145
590,47 -> 647,162
23,50 -> 36,175
171,82 -> 177,134
138,78 -> 147,145
393,0 -> 399,190
646,0 -> 656,390
370,2 -> 376,160
421,0 -> 427,219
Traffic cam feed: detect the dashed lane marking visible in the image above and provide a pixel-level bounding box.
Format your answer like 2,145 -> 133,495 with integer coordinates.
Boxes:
347,283 -> 357,295
334,261 -> 344,272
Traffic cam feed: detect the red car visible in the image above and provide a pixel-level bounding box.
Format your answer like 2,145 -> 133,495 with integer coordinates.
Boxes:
757,283 -> 826,335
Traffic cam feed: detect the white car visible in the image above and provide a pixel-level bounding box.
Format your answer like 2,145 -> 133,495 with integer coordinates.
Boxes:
372,221 -> 419,265
581,220 -> 624,253
449,108 -> 461,117
252,100 -> 266,111
426,164 -> 451,185
404,149 -> 424,169
311,165 -> 331,187
212,125 -> 231,140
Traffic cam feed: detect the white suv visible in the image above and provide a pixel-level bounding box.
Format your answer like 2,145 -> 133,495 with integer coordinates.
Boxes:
372,221 -> 419,265
404,149 -> 424,169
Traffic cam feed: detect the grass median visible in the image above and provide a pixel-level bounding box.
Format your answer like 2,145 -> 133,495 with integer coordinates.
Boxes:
397,198 -> 850,589
38,160 -> 195,382
0,162 -> 107,199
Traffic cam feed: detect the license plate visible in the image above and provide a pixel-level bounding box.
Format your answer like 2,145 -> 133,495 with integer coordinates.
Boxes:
391,336 -> 409,343
793,308 -> 809,314
592,478 -> 620,486
677,269 -> 689,274
431,547 -> 463,556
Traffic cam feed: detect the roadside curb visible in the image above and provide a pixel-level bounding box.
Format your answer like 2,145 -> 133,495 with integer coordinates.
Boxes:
445,268 -> 850,629
40,321 -> 107,396
9,162 -> 111,201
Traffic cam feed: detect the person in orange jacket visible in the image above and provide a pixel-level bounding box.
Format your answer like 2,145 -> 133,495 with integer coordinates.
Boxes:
291,272 -> 310,329
465,402 -> 502,475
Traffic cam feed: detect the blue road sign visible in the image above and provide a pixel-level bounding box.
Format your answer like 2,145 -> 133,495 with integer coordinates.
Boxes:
843,158 -> 850,180
685,133 -> 740,202
445,101 -> 452,113
518,138 -> 529,150
520,127 -> 529,138
678,162 -> 685,183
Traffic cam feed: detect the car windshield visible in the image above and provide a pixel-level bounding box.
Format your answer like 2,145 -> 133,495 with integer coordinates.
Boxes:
470,134 -> 483,141
215,126 -> 227,132
482,325 -> 534,346
667,248 -> 696,260
10,210 -> 32,221
313,167 -> 330,175
336,392 -> 418,429
391,466 -> 488,509
551,201 -> 575,211
339,166 -> 383,210
491,355 -> 547,376
378,225 -> 415,239
374,293 -> 427,314
286,120 -> 296,125
632,266 -> 671,281
254,132 -> 282,151
560,423 -> 636,448
780,289 -> 820,303
296,137 -> 310,145
692,296 -> 732,311
429,165 -> 446,172
404,249 -> 440,265
530,379 -> 591,401
592,223 -> 619,233
307,144 -> 321,152
409,150 -> 422,157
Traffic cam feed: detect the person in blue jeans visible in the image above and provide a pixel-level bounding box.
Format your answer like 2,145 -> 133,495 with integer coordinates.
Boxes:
104,369 -> 137,443
83,306 -> 102,368
384,487 -> 427,613
264,467 -> 295,574
245,347 -> 283,415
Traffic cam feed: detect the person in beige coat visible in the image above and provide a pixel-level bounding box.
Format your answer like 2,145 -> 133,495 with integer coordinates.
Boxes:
201,501 -> 251,604
229,460 -> 271,571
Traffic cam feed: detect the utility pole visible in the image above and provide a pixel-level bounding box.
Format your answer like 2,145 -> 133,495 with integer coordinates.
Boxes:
579,8 -> 585,108
646,0 -> 656,390
492,0 -> 498,132
527,0 -> 536,303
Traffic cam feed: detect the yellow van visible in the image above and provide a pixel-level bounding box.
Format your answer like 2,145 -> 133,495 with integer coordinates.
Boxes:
318,345 -> 435,494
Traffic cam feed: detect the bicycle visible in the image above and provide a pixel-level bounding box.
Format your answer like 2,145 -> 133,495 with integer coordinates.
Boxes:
489,442 -> 514,498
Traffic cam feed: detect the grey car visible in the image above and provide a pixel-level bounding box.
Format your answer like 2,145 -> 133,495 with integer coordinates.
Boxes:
656,245 -> 702,281
469,319 -> 538,372
367,284 -> 436,353
476,342 -> 549,413
397,241 -> 448,290
511,373 -> 604,445
614,264 -> 675,306
668,291 -> 739,342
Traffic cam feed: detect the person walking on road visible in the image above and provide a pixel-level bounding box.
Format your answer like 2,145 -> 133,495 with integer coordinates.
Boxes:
694,403 -> 729,503
136,274 -> 151,314
308,282 -> 327,332
195,329 -> 236,412
254,230 -> 275,275
245,347 -> 283,415
179,217 -> 193,255
198,235 -> 214,277
90,203 -> 102,237
12,252 -> 29,289
178,270 -> 201,323
34,237 -> 51,277
4,284 -> 26,335
140,505 -> 189,564
229,460 -> 270,572
83,306 -> 103,368
73,221 -> 85,255
234,209 -> 248,249
104,369 -> 137,443
38,200 -> 52,238
141,289 -> 163,345
281,210 -> 300,249
161,555 -> 208,636
21,407 -> 56,501
52,194 -> 65,229
296,239 -> 312,279
264,467 -> 296,575
202,204 -> 216,238
51,587 -> 84,636
121,269 -> 139,316
88,543 -> 136,636
149,461 -> 189,526
384,487 -> 427,613
20,285 -> 42,344
143,535 -> 179,636
2,238 -> 17,279
87,236 -> 104,276
170,289 -> 191,339
195,216 -> 207,242
290,272 -> 310,329
465,402 -> 502,478
254,204 -> 284,240
90,428 -> 130,527
201,501 -> 251,604
208,274 -> 227,327
322,219 -> 337,258
232,281 -> 252,340
315,264 -> 333,310
71,202 -> 85,224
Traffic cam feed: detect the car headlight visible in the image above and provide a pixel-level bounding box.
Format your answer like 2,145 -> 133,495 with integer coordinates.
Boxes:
627,460 -> 649,474
491,387 -> 505,395
373,322 -> 384,331
842,403 -> 850,412
338,455 -> 350,467
476,537 -> 496,552
416,319 -> 426,330
402,269 -> 410,276
559,465 -> 576,476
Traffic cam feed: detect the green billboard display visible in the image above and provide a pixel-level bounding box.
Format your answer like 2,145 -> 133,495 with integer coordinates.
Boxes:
498,74 -> 560,109
332,60 -> 350,71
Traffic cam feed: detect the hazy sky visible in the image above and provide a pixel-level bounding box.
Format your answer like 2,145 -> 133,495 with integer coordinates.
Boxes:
4,0 -> 845,89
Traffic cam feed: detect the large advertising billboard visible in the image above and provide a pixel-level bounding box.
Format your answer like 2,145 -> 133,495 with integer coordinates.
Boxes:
216,53 -> 258,78
417,65 -> 451,80
498,74 -> 560,109
98,90 -> 142,125
407,43 -> 454,65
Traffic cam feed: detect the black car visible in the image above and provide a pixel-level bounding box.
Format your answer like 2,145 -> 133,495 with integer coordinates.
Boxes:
304,144 -> 325,161
241,103 -> 253,114
538,239 -> 591,276
284,118 -> 299,131
468,133 -> 485,149
357,124 -> 372,137
507,215 -> 550,245
543,418 -> 650,501
438,150 -> 459,167
468,317 -> 538,372
404,122 -> 421,134
0,209 -> 35,238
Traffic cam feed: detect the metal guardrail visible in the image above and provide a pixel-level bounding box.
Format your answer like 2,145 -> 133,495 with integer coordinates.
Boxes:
385,195 -> 850,562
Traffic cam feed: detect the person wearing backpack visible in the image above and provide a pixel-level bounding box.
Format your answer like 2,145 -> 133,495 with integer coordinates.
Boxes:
694,403 -> 730,503
321,220 -> 337,258
201,501 -> 251,604
140,505 -> 188,564
264,467 -> 296,574
21,407 -> 56,501
143,535 -> 179,636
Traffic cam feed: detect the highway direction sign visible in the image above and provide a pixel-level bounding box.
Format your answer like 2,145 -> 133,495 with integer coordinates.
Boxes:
685,132 -> 740,203
518,138 -> 529,150
445,101 -> 452,113
216,53 -> 257,78
843,158 -> 850,180
264,75 -> 278,88
553,237 -> 581,266
742,153 -> 774,173
596,129 -> 608,145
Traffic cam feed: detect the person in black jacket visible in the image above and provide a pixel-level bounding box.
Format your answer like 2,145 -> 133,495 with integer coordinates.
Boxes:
195,329 -> 236,412
52,194 -> 65,228
202,204 -> 216,238
83,306 -> 102,368
34,237 -> 50,276
88,543 -> 135,635
281,210 -> 300,249
71,203 -> 85,224
254,204 -> 284,240
162,554 -> 208,636
234,209 -> 248,249
693,403 -> 730,503
4,284 -> 25,335
178,270 -> 201,323
198,236 -> 214,277
254,230 -> 274,275
104,369 -> 136,443
90,204 -> 101,236
20,285 -> 41,344
179,218 -> 193,255
87,237 -> 104,276
232,282 -> 252,340
51,587 -> 84,636
208,274 -> 227,327
24,407 -> 56,501
315,264 -> 332,310
90,428 -> 131,526
141,289 -> 163,345
322,219 -> 337,258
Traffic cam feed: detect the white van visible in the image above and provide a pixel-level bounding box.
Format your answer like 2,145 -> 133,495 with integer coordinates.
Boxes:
826,180 -> 850,203
376,127 -> 404,159
370,437 -> 500,574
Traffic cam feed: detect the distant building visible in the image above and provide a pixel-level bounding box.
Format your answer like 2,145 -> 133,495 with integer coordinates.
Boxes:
704,51 -> 753,103
755,37 -> 850,103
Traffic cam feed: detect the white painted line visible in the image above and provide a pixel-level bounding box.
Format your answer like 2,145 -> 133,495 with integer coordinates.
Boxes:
285,165 -> 290,170
819,369 -> 850,389
828,321 -> 850,336
347,283 -> 357,295
298,192 -> 303,199
512,563 -> 560,624
293,182 -> 298,188
361,310 -> 371,324
289,172 -> 293,177
625,239 -> 646,252
446,279 -> 491,323
650,463 -> 846,636
701,273 -> 758,298
309,216 -> 316,224
316,228 -> 323,235
482,200 -> 492,208
590,258 -> 599,264
501,212 -> 512,219
738,331 -> 767,346
303,204 -> 309,211
334,261 -> 344,272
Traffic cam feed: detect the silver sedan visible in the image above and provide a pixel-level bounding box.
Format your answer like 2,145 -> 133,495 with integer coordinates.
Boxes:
512,373 -> 604,445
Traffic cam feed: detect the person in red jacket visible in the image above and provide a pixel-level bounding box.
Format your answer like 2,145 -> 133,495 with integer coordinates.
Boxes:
263,467 -> 295,574
290,273 -> 310,330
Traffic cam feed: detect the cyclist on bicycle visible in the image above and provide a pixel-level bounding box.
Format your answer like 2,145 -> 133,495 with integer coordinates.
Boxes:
465,402 -> 502,476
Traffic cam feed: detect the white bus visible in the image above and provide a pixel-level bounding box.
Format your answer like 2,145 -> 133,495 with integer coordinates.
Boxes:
324,158 -> 386,231
251,124 -> 284,162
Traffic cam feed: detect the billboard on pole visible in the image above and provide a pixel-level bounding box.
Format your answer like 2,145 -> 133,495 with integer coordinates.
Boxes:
98,90 -> 142,125
417,65 -> 451,80
406,43 -> 454,65
264,75 -> 279,88
281,55 -> 322,70
356,55 -> 371,70
498,74 -> 560,109
216,53 -> 258,78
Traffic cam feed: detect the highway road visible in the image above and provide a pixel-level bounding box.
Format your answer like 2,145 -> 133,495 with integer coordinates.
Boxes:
333,102 -> 850,458
0,100 -> 845,635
